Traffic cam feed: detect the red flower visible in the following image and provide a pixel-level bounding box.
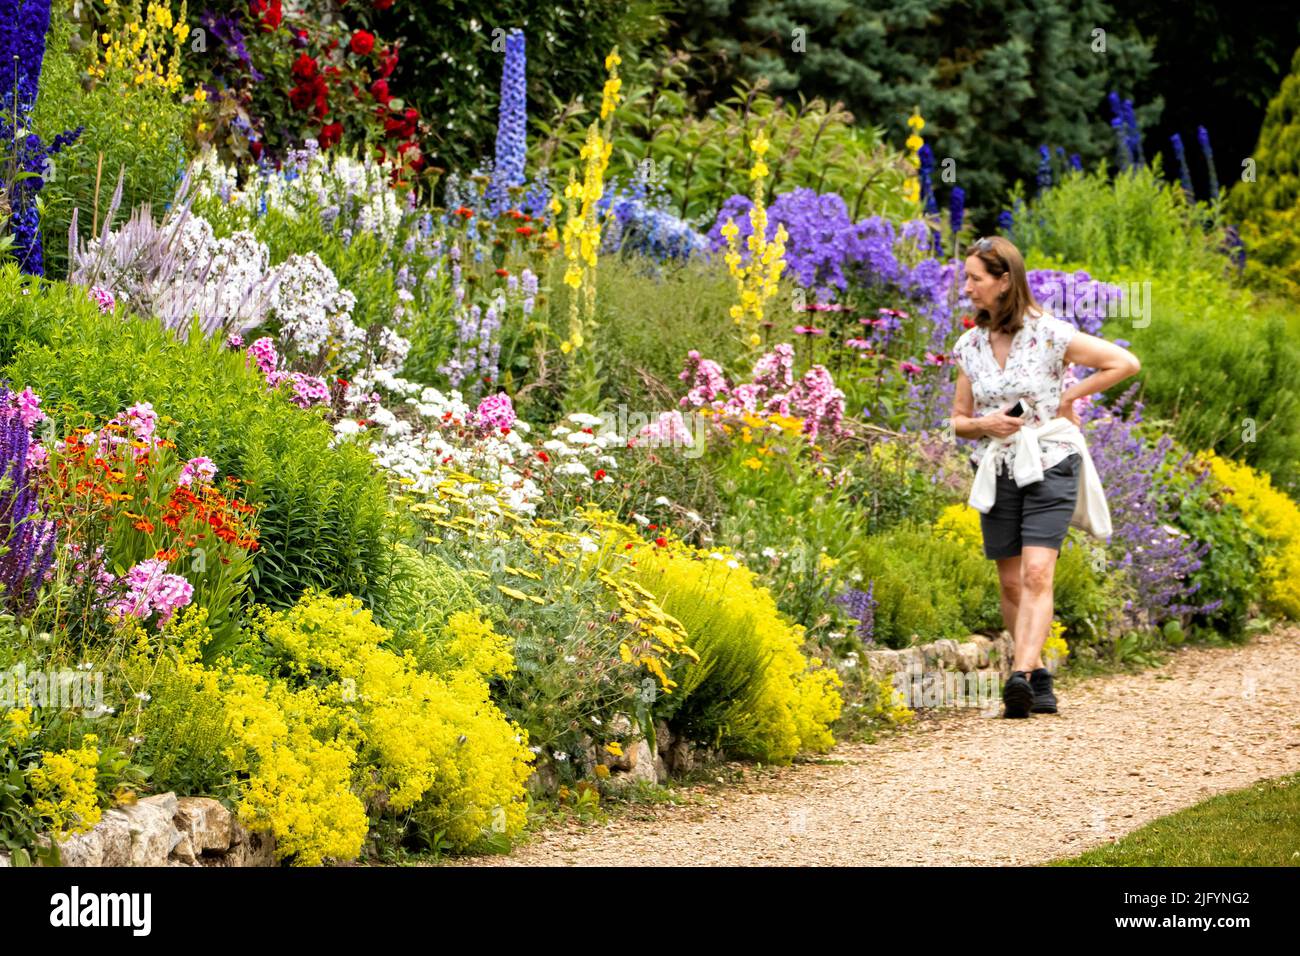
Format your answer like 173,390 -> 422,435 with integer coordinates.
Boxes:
961,314 -> 976,328
373,0 -> 395,9
291,52 -> 318,82
288,84 -> 315,112
593,469 -> 607,481
349,30 -> 376,56
515,226 -> 534,237
370,78 -> 391,104
319,121 -> 343,149
648,524 -> 657,530
537,450 -> 550,463
377,46 -> 399,79
495,268 -> 509,278
654,537 -> 667,548
624,543 -> 634,550
249,140 -> 264,161
454,206 -> 474,219
249,0 -> 282,32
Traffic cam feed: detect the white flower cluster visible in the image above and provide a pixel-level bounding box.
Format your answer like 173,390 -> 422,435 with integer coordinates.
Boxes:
193,144 -> 404,244
541,412 -> 622,483
274,251 -> 365,366
333,370 -> 541,515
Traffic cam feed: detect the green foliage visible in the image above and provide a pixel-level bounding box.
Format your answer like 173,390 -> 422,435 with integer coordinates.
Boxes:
557,253 -> 746,411
31,0 -> 191,280
0,267 -> 394,610
852,522 -> 1002,648
369,0 -> 672,173
1097,270 -> 1300,497
1012,163 -> 1234,280
1226,44 -> 1300,302
126,647 -> 243,806
537,73 -> 914,224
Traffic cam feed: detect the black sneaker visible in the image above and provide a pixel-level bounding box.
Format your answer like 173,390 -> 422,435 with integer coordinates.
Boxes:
1002,670 -> 1034,718
1029,667 -> 1058,714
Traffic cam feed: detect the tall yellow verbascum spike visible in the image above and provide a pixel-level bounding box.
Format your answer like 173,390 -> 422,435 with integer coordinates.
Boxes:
559,47 -> 620,357
722,128 -> 788,351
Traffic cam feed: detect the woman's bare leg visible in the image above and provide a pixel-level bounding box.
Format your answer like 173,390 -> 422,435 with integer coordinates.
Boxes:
1011,545 -> 1058,672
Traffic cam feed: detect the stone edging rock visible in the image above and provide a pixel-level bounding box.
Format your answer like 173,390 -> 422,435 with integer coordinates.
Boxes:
0,793 -> 276,867
862,630 -> 1058,709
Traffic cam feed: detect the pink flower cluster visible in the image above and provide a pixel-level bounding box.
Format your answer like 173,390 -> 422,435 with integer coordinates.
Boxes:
177,456 -> 218,488
109,558 -> 194,628
632,411 -> 697,447
677,344 -> 847,442
7,386 -> 45,429
87,285 -> 116,314
244,337 -> 331,409
473,393 -> 516,433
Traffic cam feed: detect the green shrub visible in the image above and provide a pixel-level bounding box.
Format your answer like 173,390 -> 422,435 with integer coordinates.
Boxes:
630,541 -> 843,763
1011,163 -> 1234,281
852,521 -> 1002,648
1096,269 -> 1300,497
1225,45 -> 1300,302
32,0 -> 192,280
0,266 -> 394,609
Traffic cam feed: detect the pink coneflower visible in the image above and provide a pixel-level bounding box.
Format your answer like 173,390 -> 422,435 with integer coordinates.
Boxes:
793,325 -> 826,336
899,360 -> 923,377
924,351 -> 950,366
845,338 -> 872,349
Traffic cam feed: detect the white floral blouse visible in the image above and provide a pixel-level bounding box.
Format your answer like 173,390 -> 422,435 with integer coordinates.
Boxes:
952,310 -> 1079,478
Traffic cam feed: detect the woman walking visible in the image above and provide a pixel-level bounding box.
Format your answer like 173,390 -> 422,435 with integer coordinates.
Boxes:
950,236 -> 1141,718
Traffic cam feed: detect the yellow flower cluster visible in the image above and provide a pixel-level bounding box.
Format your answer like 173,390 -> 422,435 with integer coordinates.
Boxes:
88,0 -> 190,96
221,669 -> 369,867
253,591 -> 535,841
902,109 -> 925,205
624,536 -> 843,763
1199,451 -> 1300,619
27,736 -> 103,840
558,48 -> 622,355
1043,619 -> 1071,667
722,129 -> 789,349
934,501 -> 984,550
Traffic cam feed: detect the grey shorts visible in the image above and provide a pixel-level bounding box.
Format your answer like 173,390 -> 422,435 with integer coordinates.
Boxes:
968,452 -> 1081,559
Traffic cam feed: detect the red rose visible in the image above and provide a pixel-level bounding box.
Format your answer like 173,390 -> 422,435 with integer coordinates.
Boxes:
377,46 -> 399,79
249,0 -> 282,32
369,78 -> 391,104
319,121 -> 343,149
291,52 -> 317,81
288,84 -> 315,111
373,0 -> 395,9
349,30 -> 375,56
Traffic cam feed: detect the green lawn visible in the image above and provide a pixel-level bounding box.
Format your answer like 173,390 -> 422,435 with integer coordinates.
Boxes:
1049,772 -> 1300,866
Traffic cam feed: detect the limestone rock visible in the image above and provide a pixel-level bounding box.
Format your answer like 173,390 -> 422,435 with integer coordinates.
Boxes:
174,797 -> 233,855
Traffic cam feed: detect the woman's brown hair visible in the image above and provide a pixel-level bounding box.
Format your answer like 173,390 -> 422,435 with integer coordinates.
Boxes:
965,235 -> 1044,336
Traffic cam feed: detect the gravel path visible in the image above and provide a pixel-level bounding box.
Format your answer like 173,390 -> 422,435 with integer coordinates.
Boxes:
452,625 -> 1300,866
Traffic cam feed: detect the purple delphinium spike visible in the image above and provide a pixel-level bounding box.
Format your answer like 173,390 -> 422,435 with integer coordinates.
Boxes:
1170,133 -> 1194,201
1197,126 -> 1220,199
0,386 -> 56,613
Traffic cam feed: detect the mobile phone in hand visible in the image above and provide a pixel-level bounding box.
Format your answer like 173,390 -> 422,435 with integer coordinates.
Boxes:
1007,400 -> 1026,418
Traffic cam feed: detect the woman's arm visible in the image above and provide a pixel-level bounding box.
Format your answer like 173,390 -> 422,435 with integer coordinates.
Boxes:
951,367 -> 1023,440
1061,332 -> 1141,406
